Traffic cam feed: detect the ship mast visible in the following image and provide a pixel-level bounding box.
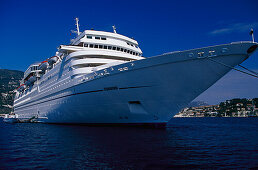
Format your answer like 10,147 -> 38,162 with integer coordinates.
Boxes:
75,18 -> 80,36
112,25 -> 117,34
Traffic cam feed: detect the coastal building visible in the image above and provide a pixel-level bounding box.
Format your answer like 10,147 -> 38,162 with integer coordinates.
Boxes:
175,98 -> 258,117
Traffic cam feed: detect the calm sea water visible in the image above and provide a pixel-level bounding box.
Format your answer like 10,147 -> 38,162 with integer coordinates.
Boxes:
0,118 -> 257,169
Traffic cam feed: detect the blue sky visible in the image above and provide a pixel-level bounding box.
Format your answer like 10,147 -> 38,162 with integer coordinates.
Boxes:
0,0 -> 258,104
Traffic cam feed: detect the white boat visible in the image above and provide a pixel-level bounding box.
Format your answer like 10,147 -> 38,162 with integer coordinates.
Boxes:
3,114 -> 19,123
13,18 -> 258,127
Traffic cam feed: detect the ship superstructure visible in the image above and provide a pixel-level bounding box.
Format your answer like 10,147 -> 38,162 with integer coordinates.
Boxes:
13,19 -> 258,126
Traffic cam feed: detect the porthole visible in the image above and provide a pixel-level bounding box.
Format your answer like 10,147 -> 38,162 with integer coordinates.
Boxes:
222,48 -> 228,53
197,52 -> 204,58
188,53 -> 194,58
209,50 -> 216,56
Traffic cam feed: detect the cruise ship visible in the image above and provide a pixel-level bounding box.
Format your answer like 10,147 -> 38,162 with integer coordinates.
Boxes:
13,18 -> 258,126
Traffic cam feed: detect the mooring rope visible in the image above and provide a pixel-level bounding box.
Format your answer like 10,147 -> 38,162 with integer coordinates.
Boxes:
238,64 -> 258,76
207,57 -> 258,79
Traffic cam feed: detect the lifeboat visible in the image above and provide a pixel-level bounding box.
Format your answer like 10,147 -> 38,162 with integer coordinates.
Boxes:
17,84 -> 25,92
25,76 -> 36,86
39,60 -> 49,72
48,56 -> 58,66
25,80 -> 31,86
28,76 -> 36,84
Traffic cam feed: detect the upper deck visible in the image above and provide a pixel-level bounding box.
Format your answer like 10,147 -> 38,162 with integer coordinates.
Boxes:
71,30 -> 139,46
68,30 -> 143,57
17,20 -> 146,93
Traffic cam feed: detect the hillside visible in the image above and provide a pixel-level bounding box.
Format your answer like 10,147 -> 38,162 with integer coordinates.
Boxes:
0,69 -> 24,114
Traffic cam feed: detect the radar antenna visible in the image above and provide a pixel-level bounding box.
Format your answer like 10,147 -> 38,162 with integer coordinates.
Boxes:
112,25 -> 117,34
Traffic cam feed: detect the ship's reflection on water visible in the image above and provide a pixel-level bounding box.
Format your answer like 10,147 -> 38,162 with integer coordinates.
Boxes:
1,118 -> 257,169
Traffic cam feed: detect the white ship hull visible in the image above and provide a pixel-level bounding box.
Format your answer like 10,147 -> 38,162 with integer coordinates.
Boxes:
13,42 -> 257,126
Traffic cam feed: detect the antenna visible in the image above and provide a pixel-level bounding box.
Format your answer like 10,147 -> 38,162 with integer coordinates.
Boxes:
112,25 -> 117,34
250,28 -> 254,43
75,18 -> 80,36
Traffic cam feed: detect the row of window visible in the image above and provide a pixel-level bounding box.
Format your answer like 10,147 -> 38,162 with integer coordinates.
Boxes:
86,35 -> 138,48
30,66 -> 39,71
77,43 -> 141,56
86,43 -> 141,56
127,42 -> 138,48
86,35 -> 106,40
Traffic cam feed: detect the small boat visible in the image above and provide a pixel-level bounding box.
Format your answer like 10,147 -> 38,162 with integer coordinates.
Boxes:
3,114 -> 19,123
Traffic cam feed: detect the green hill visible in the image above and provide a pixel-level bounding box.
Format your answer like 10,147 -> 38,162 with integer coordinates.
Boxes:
0,69 -> 24,114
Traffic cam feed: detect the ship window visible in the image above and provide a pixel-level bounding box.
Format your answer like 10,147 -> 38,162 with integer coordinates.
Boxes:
95,37 -> 100,40
84,43 -> 88,47
101,37 -> 106,40
94,44 -> 98,48
113,46 -> 116,50
104,45 -> 107,49
130,51 -> 133,54
99,45 -> 103,49
131,44 -> 134,47
127,42 -> 130,45
209,50 -> 216,56
198,52 -> 204,57
188,53 -> 194,58
133,52 -> 135,55
78,42 -> 83,47
222,48 -> 228,53
87,36 -> 92,39
108,46 -> 112,49
127,50 -> 130,53
124,49 -> 127,52
117,47 -> 120,51
89,44 -> 94,48
120,48 -> 124,52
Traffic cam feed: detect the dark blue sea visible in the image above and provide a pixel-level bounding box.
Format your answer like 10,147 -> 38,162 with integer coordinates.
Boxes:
0,118 -> 257,169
